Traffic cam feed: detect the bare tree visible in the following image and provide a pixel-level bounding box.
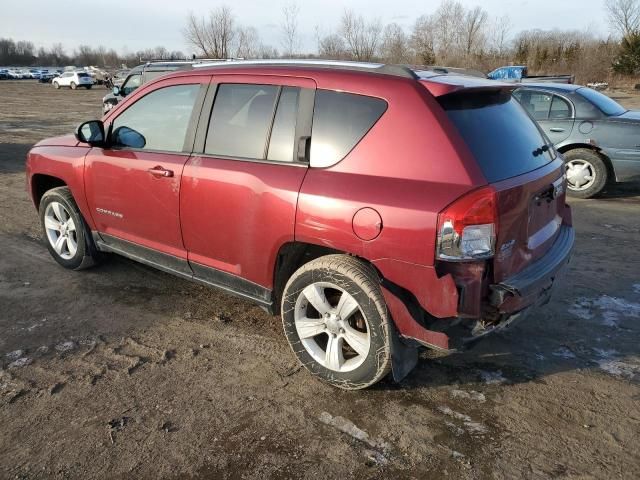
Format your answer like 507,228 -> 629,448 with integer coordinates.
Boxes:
318,33 -> 347,59
605,0 -> 640,38
339,10 -> 382,61
461,6 -> 488,56
281,2 -> 301,57
488,15 -> 512,57
410,15 -> 436,64
431,0 -> 464,60
380,23 -> 410,63
184,6 -> 236,58
236,26 -> 265,59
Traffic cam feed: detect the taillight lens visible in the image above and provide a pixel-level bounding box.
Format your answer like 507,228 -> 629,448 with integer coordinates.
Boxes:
436,186 -> 498,261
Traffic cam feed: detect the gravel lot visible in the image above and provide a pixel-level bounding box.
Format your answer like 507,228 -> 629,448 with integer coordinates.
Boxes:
1,80 -> 639,479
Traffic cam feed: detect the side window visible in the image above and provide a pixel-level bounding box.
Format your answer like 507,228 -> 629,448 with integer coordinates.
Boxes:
514,90 -> 552,120
550,95 -> 572,119
111,84 -> 200,152
310,90 -> 387,166
122,74 -> 142,96
205,84 -> 279,159
267,87 -> 300,162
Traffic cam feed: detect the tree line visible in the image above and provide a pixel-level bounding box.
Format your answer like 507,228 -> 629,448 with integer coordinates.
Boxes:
0,39 -> 185,69
2,0 -> 640,84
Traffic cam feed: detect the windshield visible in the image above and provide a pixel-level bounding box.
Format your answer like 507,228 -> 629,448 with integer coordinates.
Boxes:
577,87 -> 626,116
440,90 -> 555,183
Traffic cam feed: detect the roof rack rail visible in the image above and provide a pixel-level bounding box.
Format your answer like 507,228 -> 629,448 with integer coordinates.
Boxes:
192,59 -> 418,80
137,58 -> 242,65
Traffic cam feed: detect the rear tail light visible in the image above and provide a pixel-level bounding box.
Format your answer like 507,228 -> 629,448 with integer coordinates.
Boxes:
436,186 -> 498,261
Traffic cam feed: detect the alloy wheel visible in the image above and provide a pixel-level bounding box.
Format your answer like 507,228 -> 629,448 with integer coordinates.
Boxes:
294,282 -> 371,373
44,201 -> 78,260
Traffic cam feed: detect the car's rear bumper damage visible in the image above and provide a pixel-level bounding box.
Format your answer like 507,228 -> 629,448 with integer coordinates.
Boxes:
490,224 -> 574,314
383,224 -> 575,376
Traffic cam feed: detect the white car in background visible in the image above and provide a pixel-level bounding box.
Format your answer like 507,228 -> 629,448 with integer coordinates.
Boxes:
52,71 -> 94,90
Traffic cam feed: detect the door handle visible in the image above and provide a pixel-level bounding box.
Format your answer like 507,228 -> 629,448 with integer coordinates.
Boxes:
549,128 -> 565,133
147,166 -> 174,178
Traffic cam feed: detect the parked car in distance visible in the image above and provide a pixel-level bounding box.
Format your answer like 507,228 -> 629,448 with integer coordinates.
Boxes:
52,71 -> 94,90
489,66 -> 574,84
26,60 -> 574,389
102,61 -> 196,113
38,70 -> 56,83
514,83 -> 640,198
0,69 -> 8,80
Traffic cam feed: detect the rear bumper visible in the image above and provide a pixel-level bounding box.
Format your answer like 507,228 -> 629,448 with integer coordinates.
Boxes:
490,224 -> 574,314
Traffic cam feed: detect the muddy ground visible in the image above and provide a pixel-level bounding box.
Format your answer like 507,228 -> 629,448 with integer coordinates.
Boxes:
0,80 -> 639,479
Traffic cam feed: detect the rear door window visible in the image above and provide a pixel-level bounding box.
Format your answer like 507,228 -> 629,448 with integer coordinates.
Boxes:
550,96 -> 572,119
267,87 -> 300,162
310,90 -> 387,167
513,90 -> 552,120
205,84 -> 279,159
440,90 -> 555,183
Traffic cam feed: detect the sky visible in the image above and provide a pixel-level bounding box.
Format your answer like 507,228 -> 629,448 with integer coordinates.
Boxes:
0,0 -> 610,55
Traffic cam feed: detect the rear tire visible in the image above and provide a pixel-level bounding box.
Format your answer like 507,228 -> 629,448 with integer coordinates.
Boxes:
86,85 -> 92,90
563,148 -> 608,199
53,81 -> 59,89
39,187 -> 99,270
281,255 -> 392,390
70,82 -> 77,90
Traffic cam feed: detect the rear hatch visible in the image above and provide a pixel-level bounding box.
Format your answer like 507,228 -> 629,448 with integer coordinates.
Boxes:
425,77 -> 567,282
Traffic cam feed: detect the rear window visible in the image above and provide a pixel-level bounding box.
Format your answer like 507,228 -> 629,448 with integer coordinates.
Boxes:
77,73 -> 90,78
439,90 -> 554,183
310,90 -> 387,167
577,87 -> 626,116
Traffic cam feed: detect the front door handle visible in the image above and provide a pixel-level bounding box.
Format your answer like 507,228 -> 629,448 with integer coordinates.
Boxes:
147,166 -> 174,178
549,127 -> 565,133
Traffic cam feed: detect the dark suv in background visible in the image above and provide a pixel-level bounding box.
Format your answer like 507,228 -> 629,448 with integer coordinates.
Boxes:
102,61 -> 197,113
27,60 -> 573,389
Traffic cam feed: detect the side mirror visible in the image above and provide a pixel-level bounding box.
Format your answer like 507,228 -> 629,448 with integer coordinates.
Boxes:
112,126 -> 146,149
75,120 -> 105,146
112,86 -> 121,96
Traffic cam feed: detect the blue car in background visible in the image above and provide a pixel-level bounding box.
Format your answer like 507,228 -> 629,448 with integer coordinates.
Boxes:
514,83 -> 640,198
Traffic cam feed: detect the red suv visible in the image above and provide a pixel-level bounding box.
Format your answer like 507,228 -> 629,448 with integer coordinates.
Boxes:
26,61 -> 574,389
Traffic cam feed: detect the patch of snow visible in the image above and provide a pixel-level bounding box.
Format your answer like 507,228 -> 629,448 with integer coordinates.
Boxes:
438,406 -> 472,422
479,370 -> 507,385
450,389 -> 486,403
569,295 -> 640,328
597,359 -> 640,381
592,348 -> 619,359
5,350 -> 24,361
318,412 -> 390,452
552,346 -> 576,359
8,357 -> 31,369
535,353 -> 545,361
633,284 -> 640,294
55,341 -> 76,352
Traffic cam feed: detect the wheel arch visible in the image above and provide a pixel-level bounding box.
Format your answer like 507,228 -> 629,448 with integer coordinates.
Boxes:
271,241 -> 381,316
557,143 -> 615,183
31,174 -> 67,209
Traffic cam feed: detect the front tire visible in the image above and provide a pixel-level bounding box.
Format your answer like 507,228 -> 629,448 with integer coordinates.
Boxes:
39,187 -> 98,270
53,81 -> 59,89
281,255 -> 392,390
564,148 -> 608,199
85,85 -> 92,90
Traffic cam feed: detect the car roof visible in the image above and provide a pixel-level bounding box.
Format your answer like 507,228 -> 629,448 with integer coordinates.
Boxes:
516,83 -> 583,93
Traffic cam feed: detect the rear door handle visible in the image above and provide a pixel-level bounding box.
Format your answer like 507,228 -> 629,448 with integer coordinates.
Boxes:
549,127 -> 565,133
147,166 -> 174,178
